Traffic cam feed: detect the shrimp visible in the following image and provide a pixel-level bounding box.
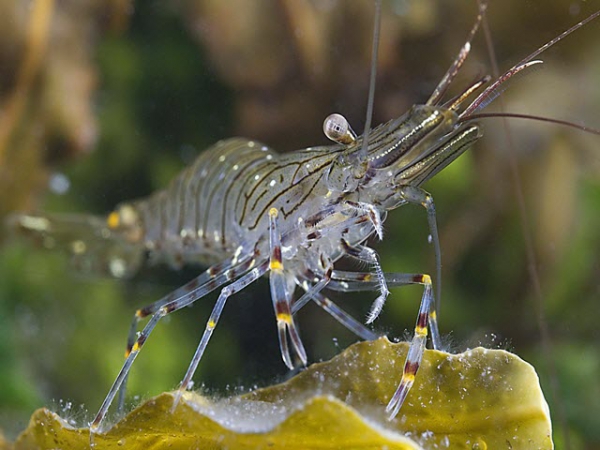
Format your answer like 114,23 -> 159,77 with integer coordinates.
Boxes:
6,0 -> 600,439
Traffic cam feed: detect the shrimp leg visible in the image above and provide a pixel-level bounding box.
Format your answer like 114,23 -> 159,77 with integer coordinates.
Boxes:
90,251 -> 262,433
322,270 -> 437,421
398,185 -> 442,323
293,278 -> 379,342
269,208 -> 307,369
328,270 -> 440,350
117,251 -> 255,410
386,275 -> 434,419
173,259 -> 270,406
340,239 -> 390,324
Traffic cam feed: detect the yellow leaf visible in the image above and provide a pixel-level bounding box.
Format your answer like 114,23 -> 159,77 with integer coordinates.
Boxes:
12,338 -> 552,449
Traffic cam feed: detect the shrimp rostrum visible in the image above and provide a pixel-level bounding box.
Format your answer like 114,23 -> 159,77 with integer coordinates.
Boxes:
8,2 -> 600,433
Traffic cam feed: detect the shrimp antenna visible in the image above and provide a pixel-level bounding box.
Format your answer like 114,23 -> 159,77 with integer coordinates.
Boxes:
426,1 -> 488,107
462,9 -> 600,117
358,0 -> 383,162
461,112 -> 600,136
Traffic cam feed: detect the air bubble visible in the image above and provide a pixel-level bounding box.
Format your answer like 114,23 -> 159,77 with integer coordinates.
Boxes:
48,172 -> 70,194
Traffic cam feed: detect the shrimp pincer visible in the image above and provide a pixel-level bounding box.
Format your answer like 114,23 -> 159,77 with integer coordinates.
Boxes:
7,1 -> 600,436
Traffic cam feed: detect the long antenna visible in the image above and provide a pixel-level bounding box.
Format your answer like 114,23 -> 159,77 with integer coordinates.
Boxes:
358,0 -> 382,162
463,9 -> 600,118
461,112 -> 600,135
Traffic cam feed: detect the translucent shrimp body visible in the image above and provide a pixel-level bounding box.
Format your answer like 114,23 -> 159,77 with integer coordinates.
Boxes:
77,95 -> 478,431
7,2 -> 599,437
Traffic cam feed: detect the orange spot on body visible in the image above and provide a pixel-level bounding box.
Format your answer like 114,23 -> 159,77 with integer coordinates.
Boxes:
107,211 -> 120,229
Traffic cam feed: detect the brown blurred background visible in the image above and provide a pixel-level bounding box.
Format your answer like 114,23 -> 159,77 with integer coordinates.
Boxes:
0,0 -> 599,447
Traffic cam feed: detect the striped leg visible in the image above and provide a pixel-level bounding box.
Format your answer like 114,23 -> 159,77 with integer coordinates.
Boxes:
302,201 -> 383,248
328,270 -> 440,350
173,260 -> 270,405
386,277 -> 433,419
269,208 -> 307,369
328,269 -> 439,418
340,239 -> 389,324
343,200 -> 384,240
117,251 -> 253,411
90,252 -> 259,434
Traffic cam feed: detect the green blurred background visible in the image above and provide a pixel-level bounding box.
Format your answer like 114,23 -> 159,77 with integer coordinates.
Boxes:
0,0 -> 599,447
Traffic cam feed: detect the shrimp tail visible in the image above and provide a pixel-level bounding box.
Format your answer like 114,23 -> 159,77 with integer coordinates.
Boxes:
6,212 -> 144,278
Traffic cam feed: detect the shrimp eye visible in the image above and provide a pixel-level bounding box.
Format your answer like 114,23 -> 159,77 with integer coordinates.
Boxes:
323,113 -> 357,145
